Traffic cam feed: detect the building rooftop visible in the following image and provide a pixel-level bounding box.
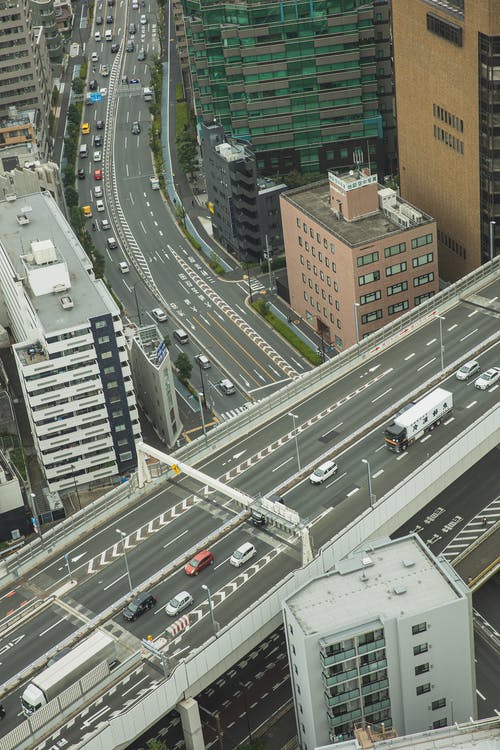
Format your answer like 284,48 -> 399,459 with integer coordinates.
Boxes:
0,192 -> 116,336
286,535 -> 465,636
283,178 -> 433,249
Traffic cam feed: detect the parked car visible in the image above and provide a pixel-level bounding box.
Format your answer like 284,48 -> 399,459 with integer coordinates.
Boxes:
165,591 -> 193,616
123,592 -> 156,622
184,549 -> 214,576
456,360 -> 480,381
474,367 -> 500,390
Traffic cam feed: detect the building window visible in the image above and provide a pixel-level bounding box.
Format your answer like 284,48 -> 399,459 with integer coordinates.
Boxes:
384,242 -> 406,258
415,291 -> 435,305
101,351 -> 113,359
386,261 -> 407,276
413,272 -> 434,287
104,366 -> 115,375
119,450 -> 133,462
388,300 -> 409,315
298,236 -> 303,246
97,335 -> 110,344
300,255 -> 304,265
95,320 -> 107,329
357,251 -> 379,267
361,309 -> 383,324
305,241 -> 309,251
115,424 -> 126,432
416,683 -> 431,695
106,380 -> 118,389
433,718 -> 447,729
432,698 -> 446,711
413,252 -> 433,267
296,218 -> 301,227
360,290 -> 382,305
359,271 -> 380,286
427,12 -> 462,47
330,243 -> 335,254
412,622 -> 427,635
415,663 -> 430,676
413,643 -> 428,656
303,223 -> 307,232
411,233 -> 433,249
387,281 -> 408,296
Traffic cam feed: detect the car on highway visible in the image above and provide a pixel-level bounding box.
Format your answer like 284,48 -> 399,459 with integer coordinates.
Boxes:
105,29 -> 112,41
165,591 -> 193,616
91,52 -> 98,62
94,185 -> 103,197
77,168 -> 85,179
94,30 -> 101,41
184,549 -> 214,576
108,0 -> 115,5
101,218 -> 111,230
96,14 -> 103,24
250,510 -> 265,527
96,120 -> 105,130
140,14 -> 147,23
81,122 -> 90,134
111,42 -> 119,53
131,121 -> 141,134
100,64 -> 110,77
151,307 -> 167,322
218,378 -> 236,395
132,0 -> 139,7
123,592 -> 156,622
106,14 -> 113,23
230,542 -> 256,568
119,261 -> 130,273
129,78 -> 140,84
89,79 -> 98,91
126,40 -> 135,52
107,236 -> 118,250
195,354 -> 211,369
309,459 -> 338,485
96,199 -> 105,212
138,49 -> 146,61
474,367 -> 500,390
94,168 -> 103,180
129,22 -> 136,34
94,150 -> 102,162
456,360 -> 480,381
100,87 -> 108,97
93,134 -> 103,147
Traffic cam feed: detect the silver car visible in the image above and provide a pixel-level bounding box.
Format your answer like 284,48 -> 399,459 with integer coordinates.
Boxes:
165,591 -> 193,616
455,360 -> 480,381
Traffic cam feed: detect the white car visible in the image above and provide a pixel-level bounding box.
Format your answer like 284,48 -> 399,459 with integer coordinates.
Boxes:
132,0 -> 139,7
94,186 -> 103,198
165,591 -> 193,616
101,218 -> 110,230
195,354 -> 211,370
219,378 -> 235,395
152,307 -> 167,322
310,459 -> 338,485
94,150 -> 102,162
230,542 -> 256,568
119,261 -> 129,274
456,360 -> 480,381
96,199 -> 105,212
91,51 -> 99,62
94,31 -> 101,41
140,14 -> 147,24
474,367 -> 500,390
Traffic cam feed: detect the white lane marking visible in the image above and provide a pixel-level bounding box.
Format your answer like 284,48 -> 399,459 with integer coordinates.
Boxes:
163,529 -> 189,549
476,689 -> 486,700
372,388 -> 392,403
103,573 -> 128,591
426,338 -> 437,346
346,488 -> 359,497
272,456 -> 293,473
467,310 -> 478,318
123,675 -> 150,697
396,452 -> 408,460
466,401 -> 477,409
39,616 -> 67,637
417,358 -> 436,371
448,323 -> 458,331
404,353 -> 415,360
372,469 -> 384,479
460,328 -> 478,341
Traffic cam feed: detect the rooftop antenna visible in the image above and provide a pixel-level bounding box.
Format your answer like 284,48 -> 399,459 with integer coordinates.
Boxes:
353,147 -> 364,177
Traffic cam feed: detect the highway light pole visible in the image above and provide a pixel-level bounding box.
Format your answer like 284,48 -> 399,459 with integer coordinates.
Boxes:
70,465 -> 81,510
490,220 -> 496,261
29,492 -> 45,547
197,358 -> 207,409
116,529 -> 133,592
361,459 -> 374,508
353,301 -> 360,356
197,392 -> 207,446
437,315 -> 445,372
288,412 -> 301,470
202,584 -> 217,637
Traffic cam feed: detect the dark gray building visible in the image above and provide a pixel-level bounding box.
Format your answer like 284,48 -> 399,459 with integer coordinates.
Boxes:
202,122 -> 286,261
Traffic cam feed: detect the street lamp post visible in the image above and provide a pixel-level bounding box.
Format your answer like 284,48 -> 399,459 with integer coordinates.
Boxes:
197,358 -> 207,409
489,220 -> 496,261
437,315 -> 445,371
116,529 -> 133,592
133,284 -> 142,325
265,234 -> 273,291
70,465 -> 81,510
361,458 -> 374,508
288,412 -> 301,470
202,584 -> 217,636
64,552 -> 75,583
353,302 -> 360,356
30,492 -> 44,546
197,392 -> 208,446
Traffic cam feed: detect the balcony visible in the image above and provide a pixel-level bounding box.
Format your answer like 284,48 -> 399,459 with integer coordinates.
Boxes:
321,648 -> 356,667
360,658 -> 387,675
325,688 -> 359,708
322,668 -> 358,688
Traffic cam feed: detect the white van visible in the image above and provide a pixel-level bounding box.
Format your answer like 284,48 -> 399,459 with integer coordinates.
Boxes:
107,237 -> 118,250
105,29 -> 113,41
309,459 -> 338,485
230,542 -> 256,567
173,329 -> 189,344
119,261 -> 129,273
79,144 -> 88,158
96,199 -> 105,212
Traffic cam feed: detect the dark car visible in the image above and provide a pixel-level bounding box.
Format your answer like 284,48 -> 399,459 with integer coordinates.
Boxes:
106,14 -> 113,23
111,42 -> 119,53
77,168 -> 85,179
126,40 -> 135,52
89,79 -> 98,91
93,134 -> 103,147
131,121 -> 141,135
96,14 -> 103,24
96,120 -> 104,130
137,49 -> 146,61
250,510 -> 266,526
123,592 -> 157,621
108,0 -> 115,5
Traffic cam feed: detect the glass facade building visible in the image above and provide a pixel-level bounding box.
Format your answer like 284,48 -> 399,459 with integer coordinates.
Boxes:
181,0 -> 395,175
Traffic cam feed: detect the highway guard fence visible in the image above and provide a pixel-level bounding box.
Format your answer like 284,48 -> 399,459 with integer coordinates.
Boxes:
73,402 -> 500,750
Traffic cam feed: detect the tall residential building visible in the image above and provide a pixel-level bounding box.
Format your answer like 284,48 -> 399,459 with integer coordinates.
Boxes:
0,192 -> 141,494
283,535 -> 476,750
29,0 -> 63,61
181,0 -> 395,176
280,167 -> 438,351
202,122 -> 286,259
392,1 -> 500,280
0,0 -> 52,156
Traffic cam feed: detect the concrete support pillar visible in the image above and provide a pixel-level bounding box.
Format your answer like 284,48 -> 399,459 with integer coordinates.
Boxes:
178,696 -> 205,750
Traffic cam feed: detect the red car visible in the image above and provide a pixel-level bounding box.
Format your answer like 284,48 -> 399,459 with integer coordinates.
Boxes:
94,168 -> 103,180
184,549 -> 214,576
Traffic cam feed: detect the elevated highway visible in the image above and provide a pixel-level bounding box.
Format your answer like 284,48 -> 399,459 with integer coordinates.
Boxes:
1,261 -> 499,750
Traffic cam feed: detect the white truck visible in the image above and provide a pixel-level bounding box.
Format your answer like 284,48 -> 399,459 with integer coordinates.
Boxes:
21,630 -> 116,715
384,387 -> 453,453
143,86 -> 153,102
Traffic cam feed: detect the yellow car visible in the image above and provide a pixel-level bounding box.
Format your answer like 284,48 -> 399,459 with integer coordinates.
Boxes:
82,205 -> 92,218
81,122 -> 91,135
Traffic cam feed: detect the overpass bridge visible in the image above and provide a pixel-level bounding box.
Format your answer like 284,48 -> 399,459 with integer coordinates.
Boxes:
1,260 -> 500,750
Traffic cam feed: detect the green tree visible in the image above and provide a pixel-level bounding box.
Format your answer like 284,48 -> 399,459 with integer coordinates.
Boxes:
175,352 -> 192,384
64,186 -> 79,207
237,740 -> 265,750
72,77 -> 85,95
146,737 -> 170,750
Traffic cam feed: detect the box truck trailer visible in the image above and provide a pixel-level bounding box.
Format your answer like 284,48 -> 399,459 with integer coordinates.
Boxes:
384,387 -> 453,453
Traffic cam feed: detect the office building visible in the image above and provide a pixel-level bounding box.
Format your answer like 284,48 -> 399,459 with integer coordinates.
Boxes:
0,0 -> 52,156
283,535 -> 476,750
181,0 -> 395,176
202,122 -> 286,260
29,0 -> 63,61
392,1 -> 500,280
0,135 -> 65,209
0,192 -> 141,494
126,324 -> 182,448
280,167 -> 438,351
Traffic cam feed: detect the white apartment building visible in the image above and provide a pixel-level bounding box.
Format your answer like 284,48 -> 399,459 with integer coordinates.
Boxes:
0,192 -> 141,493
283,535 -> 476,750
